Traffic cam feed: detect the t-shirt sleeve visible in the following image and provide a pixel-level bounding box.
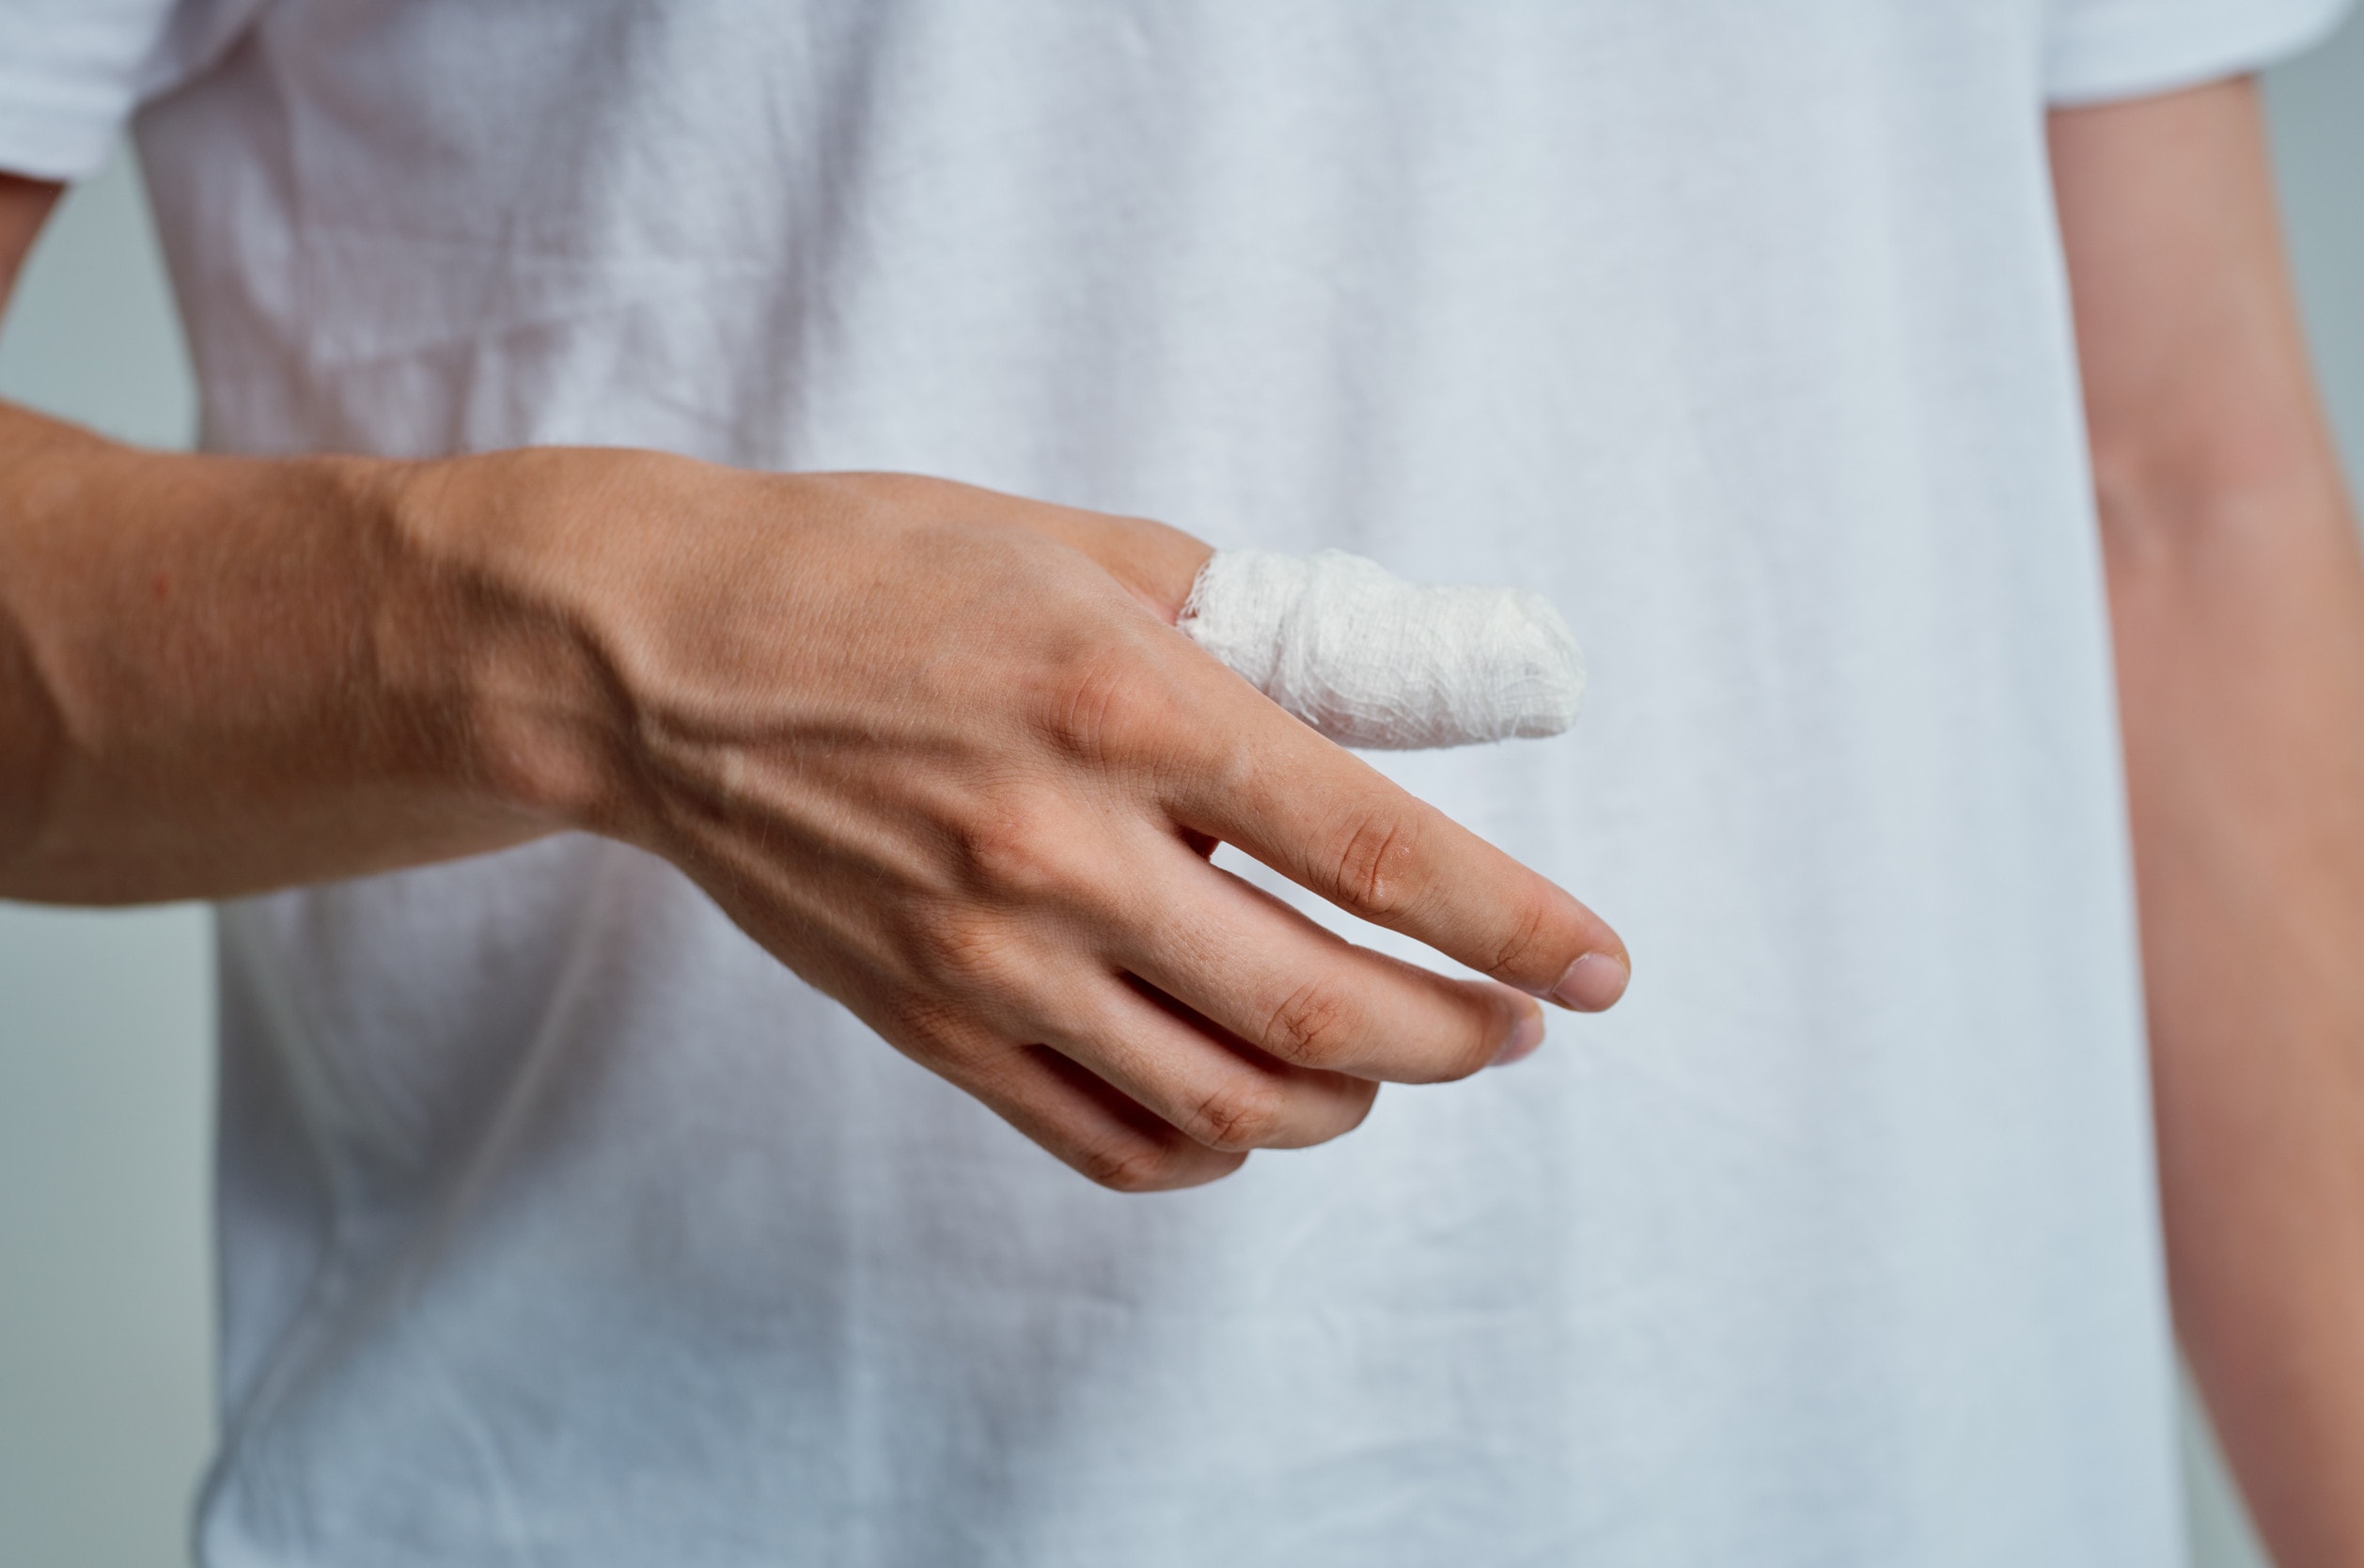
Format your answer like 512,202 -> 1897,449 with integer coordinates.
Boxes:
0,0 -> 182,180
2044,0 -> 2356,104
0,0 -> 264,180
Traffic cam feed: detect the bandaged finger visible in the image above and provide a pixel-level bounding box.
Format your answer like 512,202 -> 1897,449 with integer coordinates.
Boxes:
1178,549 -> 1585,750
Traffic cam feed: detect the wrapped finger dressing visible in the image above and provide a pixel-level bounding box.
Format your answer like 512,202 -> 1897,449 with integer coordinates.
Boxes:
1178,548 -> 1586,750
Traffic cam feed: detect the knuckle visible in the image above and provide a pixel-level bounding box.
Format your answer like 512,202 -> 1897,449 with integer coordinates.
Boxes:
1324,799 -> 1423,922
1040,639 -> 1179,767
1077,1135 -> 1190,1194
1486,887 -> 1562,984
1186,1074 -> 1287,1152
950,795 -> 1089,906
909,907 -> 1025,994
881,994 -> 967,1055
1263,977 -> 1362,1069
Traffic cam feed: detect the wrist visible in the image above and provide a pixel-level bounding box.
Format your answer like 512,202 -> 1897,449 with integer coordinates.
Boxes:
376,445 -> 662,841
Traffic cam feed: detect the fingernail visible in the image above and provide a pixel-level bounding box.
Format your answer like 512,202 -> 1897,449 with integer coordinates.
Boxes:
1493,1008 -> 1545,1067
1551,952 -> 1629,1012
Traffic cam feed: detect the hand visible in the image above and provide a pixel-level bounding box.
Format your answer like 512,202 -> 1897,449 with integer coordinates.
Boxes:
414,455 -> 1632,1190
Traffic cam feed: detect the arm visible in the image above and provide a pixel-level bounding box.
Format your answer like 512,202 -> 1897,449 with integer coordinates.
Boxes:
0,172 -> 566,893
0,172 -> 1627,1190
2053,80 -> 2364,1565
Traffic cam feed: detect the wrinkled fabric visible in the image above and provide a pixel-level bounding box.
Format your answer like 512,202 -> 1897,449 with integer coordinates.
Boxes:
0,0 -> 2351,1562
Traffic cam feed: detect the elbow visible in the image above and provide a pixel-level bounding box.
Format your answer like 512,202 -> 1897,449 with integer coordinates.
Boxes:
2087,415 -> 2354,581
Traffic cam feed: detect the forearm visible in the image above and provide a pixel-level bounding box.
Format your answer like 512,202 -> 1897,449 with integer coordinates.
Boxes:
0,410 -> 1206,908
2058,78 -> 2364,1568
2108,463 -> 2364,1568
0,402 -> 575,902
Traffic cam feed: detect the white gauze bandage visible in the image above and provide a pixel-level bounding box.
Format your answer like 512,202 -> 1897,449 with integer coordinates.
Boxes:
1178,548 -> 1586,749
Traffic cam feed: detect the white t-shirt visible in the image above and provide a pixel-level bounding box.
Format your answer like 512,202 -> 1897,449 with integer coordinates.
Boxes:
5,1 -> 2353,1562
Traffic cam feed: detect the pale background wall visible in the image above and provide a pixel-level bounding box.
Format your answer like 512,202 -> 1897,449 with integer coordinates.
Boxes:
0,23 -> 2358,1565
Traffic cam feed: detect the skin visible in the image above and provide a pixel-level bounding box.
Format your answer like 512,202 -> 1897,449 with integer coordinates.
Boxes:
0,174 -> 1630,1198
2056,80 -> 2364,1567
2,70 -> 2356,1555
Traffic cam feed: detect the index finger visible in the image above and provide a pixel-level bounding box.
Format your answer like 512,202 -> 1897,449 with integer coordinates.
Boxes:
1164,677 -> 1630,1011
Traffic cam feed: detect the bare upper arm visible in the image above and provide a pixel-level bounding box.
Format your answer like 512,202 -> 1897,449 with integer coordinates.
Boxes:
2048,78 -> 2342,518
0,173 -> 65,318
